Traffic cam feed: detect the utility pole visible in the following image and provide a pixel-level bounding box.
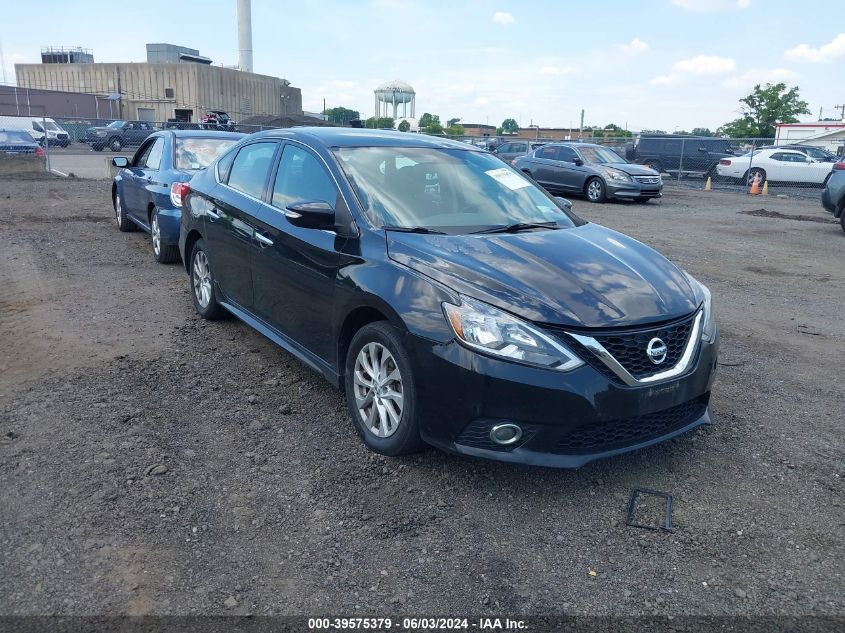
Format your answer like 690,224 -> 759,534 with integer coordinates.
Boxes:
834,104 -> 845,121
579,109 -> 584,138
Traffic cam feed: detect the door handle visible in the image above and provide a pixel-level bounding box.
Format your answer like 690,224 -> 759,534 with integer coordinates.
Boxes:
254,232 -> 274,247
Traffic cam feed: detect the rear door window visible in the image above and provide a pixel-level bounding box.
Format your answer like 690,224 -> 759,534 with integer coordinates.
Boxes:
557,146 -> 580,163
227,142 -> 278,199
536,146 -> 559,160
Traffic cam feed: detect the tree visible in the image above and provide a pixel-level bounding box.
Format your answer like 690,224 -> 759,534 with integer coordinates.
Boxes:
691,127 -> 715,137
365,116 -> 395,129
445,123 -> 465,136
600,123 -> 632,138
418,112 -> 443,134
324,106 -> 360,125
501,118 -> 519,134
718,82 -> 810,139
397,119 -> 411,132
447,117 -> 461,127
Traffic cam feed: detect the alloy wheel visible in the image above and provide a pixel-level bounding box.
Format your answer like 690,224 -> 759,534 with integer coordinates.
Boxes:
353,342 -> 404,438
192,251 -> 212,308
587,180 -> 603,201
115,196 -> 122,225
151,214 -> 161,256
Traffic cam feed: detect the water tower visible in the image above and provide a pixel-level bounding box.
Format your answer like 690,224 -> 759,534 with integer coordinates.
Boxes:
374,80 -> 416,119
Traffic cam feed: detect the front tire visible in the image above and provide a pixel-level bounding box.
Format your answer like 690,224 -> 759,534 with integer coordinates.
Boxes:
109,137 -> 123,152
344,322 -> 425,456
113,193 -> 135,232
151,208 -> 180,264
189,239 -> 226,320
585,177 -> 607,203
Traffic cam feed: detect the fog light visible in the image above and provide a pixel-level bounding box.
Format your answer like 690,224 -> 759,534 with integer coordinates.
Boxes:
489,423 -> 523,446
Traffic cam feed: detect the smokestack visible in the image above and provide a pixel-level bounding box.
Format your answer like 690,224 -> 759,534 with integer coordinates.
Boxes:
237,0 -> 253,73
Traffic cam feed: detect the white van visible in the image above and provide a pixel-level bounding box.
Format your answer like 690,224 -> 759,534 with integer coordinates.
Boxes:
0,116 -> 70,147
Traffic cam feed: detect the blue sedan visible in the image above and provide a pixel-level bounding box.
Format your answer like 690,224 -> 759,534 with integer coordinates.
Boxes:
111,130 -> 244,263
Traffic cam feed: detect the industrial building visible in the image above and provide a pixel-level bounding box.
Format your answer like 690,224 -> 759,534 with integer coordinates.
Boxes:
12,1 -> 301,123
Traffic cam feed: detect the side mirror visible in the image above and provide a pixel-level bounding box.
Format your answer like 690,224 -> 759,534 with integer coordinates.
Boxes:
112,157 -> 129,168
285,200 -> 336,230
573,159 -> 584,166
554,196 -> 573,211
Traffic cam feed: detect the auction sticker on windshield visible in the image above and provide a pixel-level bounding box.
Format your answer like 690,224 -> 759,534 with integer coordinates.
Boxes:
485,167 -> 531,190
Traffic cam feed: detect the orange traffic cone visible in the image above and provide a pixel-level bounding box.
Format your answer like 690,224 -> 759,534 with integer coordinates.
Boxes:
704,176 -> 712,191
749,172 -> 761,195
761,181 -> 769,196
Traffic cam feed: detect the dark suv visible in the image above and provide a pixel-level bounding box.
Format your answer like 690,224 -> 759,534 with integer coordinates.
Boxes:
177,128 -> 718,469
627,136 -> 737,176
83,120 -> 156,152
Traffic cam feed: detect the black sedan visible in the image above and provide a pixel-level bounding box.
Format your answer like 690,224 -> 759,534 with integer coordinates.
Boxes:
178,128 -> 717,468
515,143 -> 663,203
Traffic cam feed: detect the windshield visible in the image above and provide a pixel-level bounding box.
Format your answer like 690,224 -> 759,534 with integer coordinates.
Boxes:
578,146 -> 626,164
107,121 -> 125,128
176,137 -> 239,170
45,121 -> 60,131
335,147 -> 578,234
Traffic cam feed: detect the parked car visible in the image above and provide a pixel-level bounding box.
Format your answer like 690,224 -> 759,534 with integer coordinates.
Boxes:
83,120 -> 156,152
0,115 -> 70,147
0,129 -> 45,156
177,128 -> 718,468
821,160 -> 845,233
200,110 -> 236,130
110,130 -> 244,262
761,145 -> 839,163
515,142 -> 663,203
716,148 -> 835,185
493,140 -> 548,162
627,135 -> 737,176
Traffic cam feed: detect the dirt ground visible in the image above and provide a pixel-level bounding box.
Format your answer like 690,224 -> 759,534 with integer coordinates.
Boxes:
0,175 -> 843,619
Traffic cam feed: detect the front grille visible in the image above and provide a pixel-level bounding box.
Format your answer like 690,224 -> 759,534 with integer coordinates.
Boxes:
635,176 -> 661,185
554,395 -> 708,454
455,419 -> 542,452
589,313 -> 696,379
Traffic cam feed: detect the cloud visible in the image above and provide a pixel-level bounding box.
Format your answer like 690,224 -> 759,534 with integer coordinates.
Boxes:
539,66 -> 574,75
670,0 -> 750,11
651,54 -> 736,84
473,97 -> 490,107
784,33 -> 845,63
492,11 -> 515,25
722,68 -> 799,89
674,55 -> 736,74
619,38 -> 649,54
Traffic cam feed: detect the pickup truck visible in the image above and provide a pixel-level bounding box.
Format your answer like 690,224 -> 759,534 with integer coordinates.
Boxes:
83,120 -> 156,152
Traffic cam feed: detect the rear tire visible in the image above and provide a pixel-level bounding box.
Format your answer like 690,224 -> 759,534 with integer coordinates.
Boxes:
189,239 -> 226,320
151,208 -> 180,264
585,177 -> 607,203
113,193 -> 135,232
344,322 -> 426,457
747,167 -> 766,186
109,137 -> 123,152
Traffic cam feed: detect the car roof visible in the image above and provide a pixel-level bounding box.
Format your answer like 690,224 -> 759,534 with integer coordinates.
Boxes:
164,130 -> 245,139
248,127 -> 478,150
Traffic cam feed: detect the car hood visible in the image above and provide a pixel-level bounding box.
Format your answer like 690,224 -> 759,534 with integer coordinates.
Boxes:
386,223 -> 698,328
603,162 -> 660,176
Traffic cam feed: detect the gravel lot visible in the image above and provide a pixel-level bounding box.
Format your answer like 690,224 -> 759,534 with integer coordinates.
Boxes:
1,175 -> 843,619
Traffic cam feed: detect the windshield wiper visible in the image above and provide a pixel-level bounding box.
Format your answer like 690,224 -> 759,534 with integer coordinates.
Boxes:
472,221 -> 560,235
382,225 -> 447,235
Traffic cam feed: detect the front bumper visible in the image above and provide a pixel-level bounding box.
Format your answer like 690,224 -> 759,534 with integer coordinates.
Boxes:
407,329 -> 718,468
607,179 -> 663,200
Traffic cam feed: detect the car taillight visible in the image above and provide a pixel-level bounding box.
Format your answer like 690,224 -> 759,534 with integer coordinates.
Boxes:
833,161 -> 845,171
170,182 -> 190,208
511,159 -> 517,165
35,146 -> 45,158
719,159 -> 731,165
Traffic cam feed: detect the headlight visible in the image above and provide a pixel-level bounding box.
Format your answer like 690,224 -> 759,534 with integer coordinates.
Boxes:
684,272 -> 716,342
95,130 -> 107,136
442,296 -> 584,371
602,168 -> 631,182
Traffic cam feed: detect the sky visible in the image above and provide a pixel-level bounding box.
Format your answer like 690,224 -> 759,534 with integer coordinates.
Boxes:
1,0 -> 843,131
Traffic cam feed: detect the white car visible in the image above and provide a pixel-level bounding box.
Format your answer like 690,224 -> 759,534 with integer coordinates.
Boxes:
716,148 -> 835,185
